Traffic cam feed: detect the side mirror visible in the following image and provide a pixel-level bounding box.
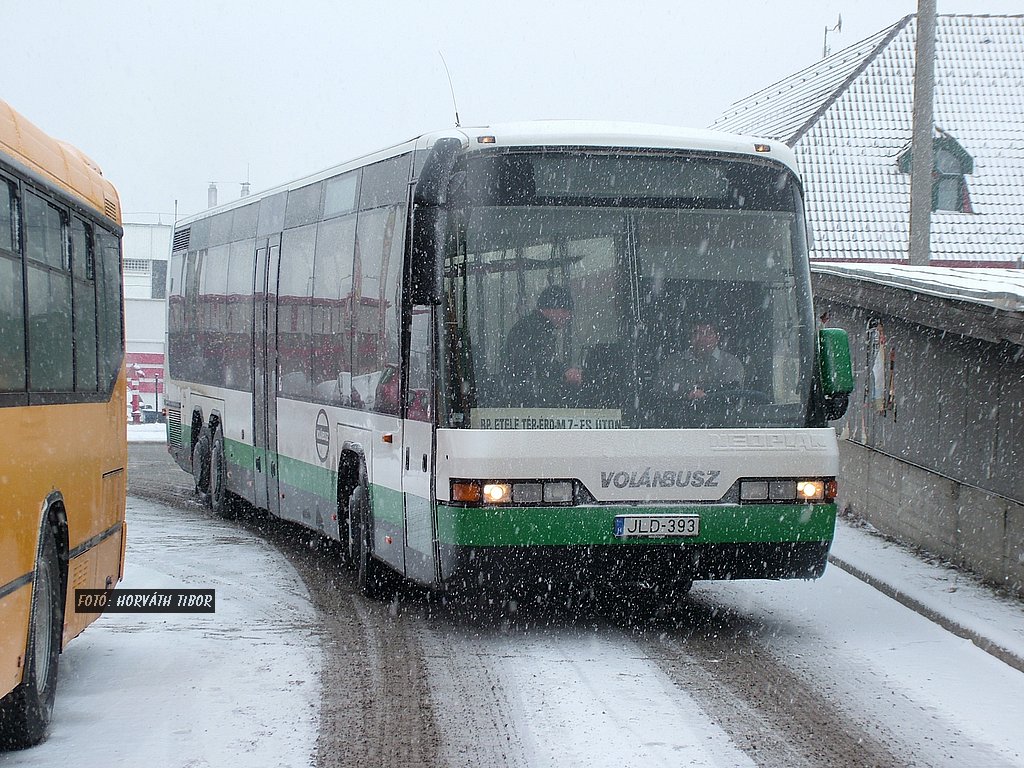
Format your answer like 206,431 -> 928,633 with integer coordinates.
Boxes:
818,327 -> 853,421
409,137 -> 462,305
413,137 -> 462,207
409,207 -> 445,305
819,328 -> 853,395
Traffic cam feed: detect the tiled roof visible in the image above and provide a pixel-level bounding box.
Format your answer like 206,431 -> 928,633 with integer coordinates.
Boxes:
714,20 -> 906,145
712,15 -> 1024,265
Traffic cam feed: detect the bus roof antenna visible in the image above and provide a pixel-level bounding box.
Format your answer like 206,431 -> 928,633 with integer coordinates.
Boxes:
438,51 -> 461,128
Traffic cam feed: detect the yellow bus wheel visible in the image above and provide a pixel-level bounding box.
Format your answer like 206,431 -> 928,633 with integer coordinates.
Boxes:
0,526 -> 62,748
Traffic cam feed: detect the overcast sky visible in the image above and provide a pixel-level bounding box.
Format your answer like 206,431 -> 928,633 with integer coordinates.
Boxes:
3,0 -> 1020,220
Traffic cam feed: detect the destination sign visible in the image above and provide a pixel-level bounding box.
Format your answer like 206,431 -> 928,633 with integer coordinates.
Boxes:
470,408 -> 623,430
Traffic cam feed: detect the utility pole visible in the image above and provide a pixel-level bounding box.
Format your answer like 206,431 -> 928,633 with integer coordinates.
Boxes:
908,0 -> 937,266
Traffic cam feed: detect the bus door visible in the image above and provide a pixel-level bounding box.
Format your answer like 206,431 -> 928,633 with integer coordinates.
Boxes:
253,235 -> 282,516
402,305 -> 437,584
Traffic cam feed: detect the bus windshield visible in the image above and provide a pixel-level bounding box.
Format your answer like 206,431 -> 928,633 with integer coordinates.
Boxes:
440,150 -> 816,430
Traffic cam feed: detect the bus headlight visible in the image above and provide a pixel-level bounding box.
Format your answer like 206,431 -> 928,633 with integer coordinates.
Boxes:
513,482 -> 543,503
482,483 -> 512,503
740,478 -> 835,504
797,480 -> 824,501
451,479 -> 576,506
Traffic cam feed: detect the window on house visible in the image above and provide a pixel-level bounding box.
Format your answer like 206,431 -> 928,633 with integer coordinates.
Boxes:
123,258 -> 151,273
897,133 -> 974,213
933,147 -> 972,213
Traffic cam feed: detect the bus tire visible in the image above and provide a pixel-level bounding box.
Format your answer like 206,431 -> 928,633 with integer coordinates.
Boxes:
350,486 -> 390,600
192,425 -> 213,506
0,527 -> 62,749
209,425 -> 235,519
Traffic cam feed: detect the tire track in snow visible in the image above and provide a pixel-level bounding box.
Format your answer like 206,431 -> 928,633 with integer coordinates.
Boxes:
416,601 -> 756,768
128,443 -> 440,768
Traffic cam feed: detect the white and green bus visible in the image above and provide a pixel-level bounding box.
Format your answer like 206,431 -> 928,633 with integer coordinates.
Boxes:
165,122 -> 853,599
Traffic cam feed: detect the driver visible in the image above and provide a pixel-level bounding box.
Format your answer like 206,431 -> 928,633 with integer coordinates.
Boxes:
660,321 -> 744,400
503,284 -> 582,406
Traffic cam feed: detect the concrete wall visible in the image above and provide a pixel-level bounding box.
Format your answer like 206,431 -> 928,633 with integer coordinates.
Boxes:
839,440 -> 1024,597
813,271 -> 1024,597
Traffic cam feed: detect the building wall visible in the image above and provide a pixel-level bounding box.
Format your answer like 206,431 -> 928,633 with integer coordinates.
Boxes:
123,221 -> 171,411
834,310 -> 1023,502
839,440 -> 1024,598
814,276 -> 1024,595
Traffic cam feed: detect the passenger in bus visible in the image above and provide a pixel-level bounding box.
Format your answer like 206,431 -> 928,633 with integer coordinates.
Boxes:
503,284 -> 582,406
660,321 -> 744,400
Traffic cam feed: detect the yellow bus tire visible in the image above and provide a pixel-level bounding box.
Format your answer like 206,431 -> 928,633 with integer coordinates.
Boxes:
0,527 -> 62,749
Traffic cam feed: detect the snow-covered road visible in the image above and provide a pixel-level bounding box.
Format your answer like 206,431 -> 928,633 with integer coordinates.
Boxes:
4,442 -> 1023,767
0,496 -> 321,768
419,566 -> 1024,767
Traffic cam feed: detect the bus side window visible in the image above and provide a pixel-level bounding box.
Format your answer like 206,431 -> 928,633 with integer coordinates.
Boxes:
71,217 -> 99,392
278,224 -> 316,399
407,308 -> 432,422
25,192 -> 73,392
95,230 -> 124,393
0,179 -> 25,393
312,215 -> 357,403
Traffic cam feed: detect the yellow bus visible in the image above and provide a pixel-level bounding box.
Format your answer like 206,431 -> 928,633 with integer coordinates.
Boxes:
0,100 -> 126,748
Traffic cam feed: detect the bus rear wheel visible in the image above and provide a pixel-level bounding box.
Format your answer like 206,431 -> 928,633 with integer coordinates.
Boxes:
191,425 -> 212,506
0,528 -> 62,749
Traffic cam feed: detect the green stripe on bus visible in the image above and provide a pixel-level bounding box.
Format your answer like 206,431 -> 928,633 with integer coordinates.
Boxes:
223,437 -> 404,527
435,503 -> 837,547
368,484 -> 405,526
276,452 -> 336,500
225,437 -> 256,470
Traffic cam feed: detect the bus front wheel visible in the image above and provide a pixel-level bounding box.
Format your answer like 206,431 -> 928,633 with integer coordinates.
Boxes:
349,487 -> 391,600
209,425 -> 235,519
0,527 -> 62,749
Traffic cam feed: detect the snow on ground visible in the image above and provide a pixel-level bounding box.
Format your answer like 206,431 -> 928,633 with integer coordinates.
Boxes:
424,518 -> 1024,767
831,517 -> 1024,669
4,433 -> 1022,766
712,557 -> 1024,765
0,497 -> 321,768
422,625 -> 758,768
422,555 -> 1024,767
126,422 -> 168,443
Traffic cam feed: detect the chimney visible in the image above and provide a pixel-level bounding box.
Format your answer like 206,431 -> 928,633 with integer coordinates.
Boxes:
208,182 -> 218,209
240,182 -> 251,198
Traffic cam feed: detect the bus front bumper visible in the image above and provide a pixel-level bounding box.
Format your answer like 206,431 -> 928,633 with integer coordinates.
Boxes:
435,502 -> 836,587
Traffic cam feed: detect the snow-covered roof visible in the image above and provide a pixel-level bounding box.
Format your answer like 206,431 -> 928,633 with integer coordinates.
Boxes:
713,15 -> 1024,266
811,263 -> 1024,312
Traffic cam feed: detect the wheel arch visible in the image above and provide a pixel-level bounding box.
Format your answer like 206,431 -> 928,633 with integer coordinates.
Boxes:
337,443 -> 368,513
189,408 -> 205,455
38,492 -> 69,641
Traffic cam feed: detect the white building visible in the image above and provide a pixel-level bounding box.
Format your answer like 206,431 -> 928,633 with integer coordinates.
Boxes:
123,218 -> 172,412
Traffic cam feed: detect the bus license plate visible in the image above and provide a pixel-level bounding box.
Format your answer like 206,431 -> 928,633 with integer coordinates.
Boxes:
614,514 -> 700,538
